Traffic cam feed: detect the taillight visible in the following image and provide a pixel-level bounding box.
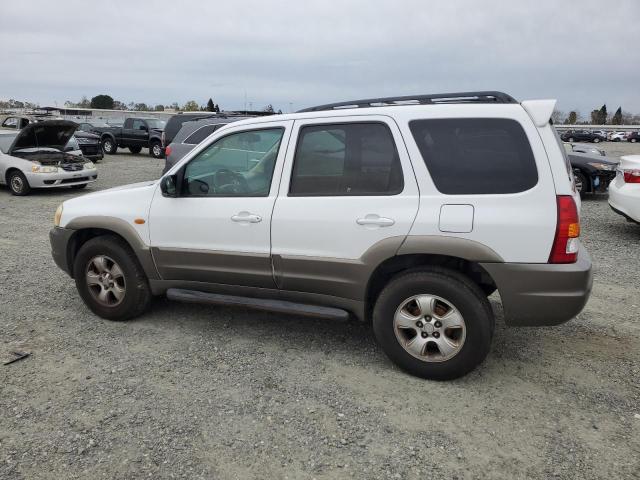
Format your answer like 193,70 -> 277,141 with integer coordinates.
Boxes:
164,145 -> 172,157
622,169 -> 640,183
549,195 -> 580,264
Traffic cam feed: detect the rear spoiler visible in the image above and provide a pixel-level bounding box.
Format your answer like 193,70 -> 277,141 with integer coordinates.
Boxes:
521,99 -> 557,127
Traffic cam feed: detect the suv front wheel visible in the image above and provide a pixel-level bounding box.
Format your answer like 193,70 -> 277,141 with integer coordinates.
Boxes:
373,268 -> 494,380
73,235 -> 151,321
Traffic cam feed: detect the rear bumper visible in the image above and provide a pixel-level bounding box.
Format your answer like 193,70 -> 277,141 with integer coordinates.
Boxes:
50,227 -> 75,276
481,247 -> 593,326
608,180 -> 640,223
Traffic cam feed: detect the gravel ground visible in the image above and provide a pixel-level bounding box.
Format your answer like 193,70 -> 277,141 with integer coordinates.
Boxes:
1,145 -> 639,480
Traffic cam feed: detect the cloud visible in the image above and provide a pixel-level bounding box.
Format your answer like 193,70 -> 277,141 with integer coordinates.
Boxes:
0,0 -> 638,113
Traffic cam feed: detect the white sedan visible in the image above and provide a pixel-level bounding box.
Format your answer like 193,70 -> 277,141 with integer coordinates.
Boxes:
0,121 -> 98,195
609,155 -> 640,223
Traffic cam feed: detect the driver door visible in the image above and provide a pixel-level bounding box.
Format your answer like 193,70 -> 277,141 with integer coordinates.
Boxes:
149,121 -> 292,288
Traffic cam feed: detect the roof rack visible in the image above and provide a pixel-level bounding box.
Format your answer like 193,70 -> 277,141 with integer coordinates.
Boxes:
298,91 -> 517,112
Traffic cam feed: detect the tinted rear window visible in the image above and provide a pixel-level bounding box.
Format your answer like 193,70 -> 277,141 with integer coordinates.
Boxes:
409,118 -> 537,194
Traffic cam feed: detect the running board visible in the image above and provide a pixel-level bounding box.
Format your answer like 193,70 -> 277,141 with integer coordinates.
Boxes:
166,288 -> 350,321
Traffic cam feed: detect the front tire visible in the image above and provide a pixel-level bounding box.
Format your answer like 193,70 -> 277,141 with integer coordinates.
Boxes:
593,137 -> 600,143
73,235 -> 151,321
8,170 -> 31,196
102,137 -> 117,154
631,138 -> 637,143
373,268 -> 494,380
149,141 -> 163,158
568,137 -> 574,142
573,169 -> 588,197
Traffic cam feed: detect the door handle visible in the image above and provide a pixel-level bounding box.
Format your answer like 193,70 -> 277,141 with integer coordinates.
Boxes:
231,212 -> 262,223
356,214 -> 395,227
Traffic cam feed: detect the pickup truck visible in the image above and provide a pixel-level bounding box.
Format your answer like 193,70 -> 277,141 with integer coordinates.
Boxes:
91,118 -> 166,158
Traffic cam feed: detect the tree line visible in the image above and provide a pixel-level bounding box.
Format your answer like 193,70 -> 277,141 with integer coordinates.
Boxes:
1,95 -> 282,114
552,105 -> 640,125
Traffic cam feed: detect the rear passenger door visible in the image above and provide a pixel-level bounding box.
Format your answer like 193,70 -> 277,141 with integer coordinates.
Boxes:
271,116 -> 419,300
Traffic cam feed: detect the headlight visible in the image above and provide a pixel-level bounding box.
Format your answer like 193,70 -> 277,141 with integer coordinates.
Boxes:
31,163 -> 58,173
54,204 -> 63,227
588,162 -> 616,171
84,161 -> 95,170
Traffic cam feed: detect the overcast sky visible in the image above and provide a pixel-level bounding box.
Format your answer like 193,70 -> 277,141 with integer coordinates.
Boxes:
1,0 -> 638,116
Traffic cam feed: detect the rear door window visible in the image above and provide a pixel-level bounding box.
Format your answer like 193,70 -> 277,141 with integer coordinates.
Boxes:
409,118 -> 538,194
289,122 -> 403,196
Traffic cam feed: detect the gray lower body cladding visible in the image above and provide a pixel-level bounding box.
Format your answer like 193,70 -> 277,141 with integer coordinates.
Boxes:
481,247 -> 592,326
51,226 -> 592,326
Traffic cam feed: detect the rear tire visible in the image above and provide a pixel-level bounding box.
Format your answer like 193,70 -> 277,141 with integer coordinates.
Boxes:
102,137 -> 117,154
593,138 -> 600,143
73,235 -> 151,321
568,137 -> 574,142
8,170 -> 31,196
129,146 -> 142,154
631,138 -> 637,143
372,267 -> 494,380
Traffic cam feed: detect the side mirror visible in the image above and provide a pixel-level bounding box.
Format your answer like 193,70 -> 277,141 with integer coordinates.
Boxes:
140,125 -> 148,131
160,174 -> 178,197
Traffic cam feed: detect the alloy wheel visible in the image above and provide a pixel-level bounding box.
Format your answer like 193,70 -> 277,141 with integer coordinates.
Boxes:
85,255 -> 126,307
393,294 -> 466,362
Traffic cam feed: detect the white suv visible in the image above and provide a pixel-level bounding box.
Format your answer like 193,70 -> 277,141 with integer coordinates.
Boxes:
50,91 -> 592,380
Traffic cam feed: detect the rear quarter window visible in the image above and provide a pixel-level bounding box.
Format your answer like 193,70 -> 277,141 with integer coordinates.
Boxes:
409,118 -> 538,194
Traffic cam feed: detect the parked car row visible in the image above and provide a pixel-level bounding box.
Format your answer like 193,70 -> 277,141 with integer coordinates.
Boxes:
558,129 -> 640,143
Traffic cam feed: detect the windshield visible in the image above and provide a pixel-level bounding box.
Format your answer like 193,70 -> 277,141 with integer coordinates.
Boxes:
0,134 -> 16,153
145,119 -> 166,129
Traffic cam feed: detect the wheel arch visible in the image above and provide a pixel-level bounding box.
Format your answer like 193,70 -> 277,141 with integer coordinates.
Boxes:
5,167 -> 23,184
365,236 -> 504,318
64,218 -> 159,281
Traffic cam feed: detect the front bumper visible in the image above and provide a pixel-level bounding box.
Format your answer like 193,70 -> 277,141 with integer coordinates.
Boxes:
26,168 -> 98,188
481,246 -> 593,326
50,227 -> 75,276
591,170 -> 616,192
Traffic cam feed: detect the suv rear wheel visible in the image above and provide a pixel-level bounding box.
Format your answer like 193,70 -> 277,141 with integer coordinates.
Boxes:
73,235 -> 151,321
373,267 -> 494,380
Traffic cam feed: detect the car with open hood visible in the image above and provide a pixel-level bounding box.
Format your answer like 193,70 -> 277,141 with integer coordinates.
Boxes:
568,151 -> 618,196
0,120 -> 98,195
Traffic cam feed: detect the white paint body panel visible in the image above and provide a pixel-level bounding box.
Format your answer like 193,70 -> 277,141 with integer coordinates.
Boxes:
59,181 -> 157,244
271,115 -> 419,260
148,121 -> 293,255
608,155 -> 640,222
392,104 -> 559,263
